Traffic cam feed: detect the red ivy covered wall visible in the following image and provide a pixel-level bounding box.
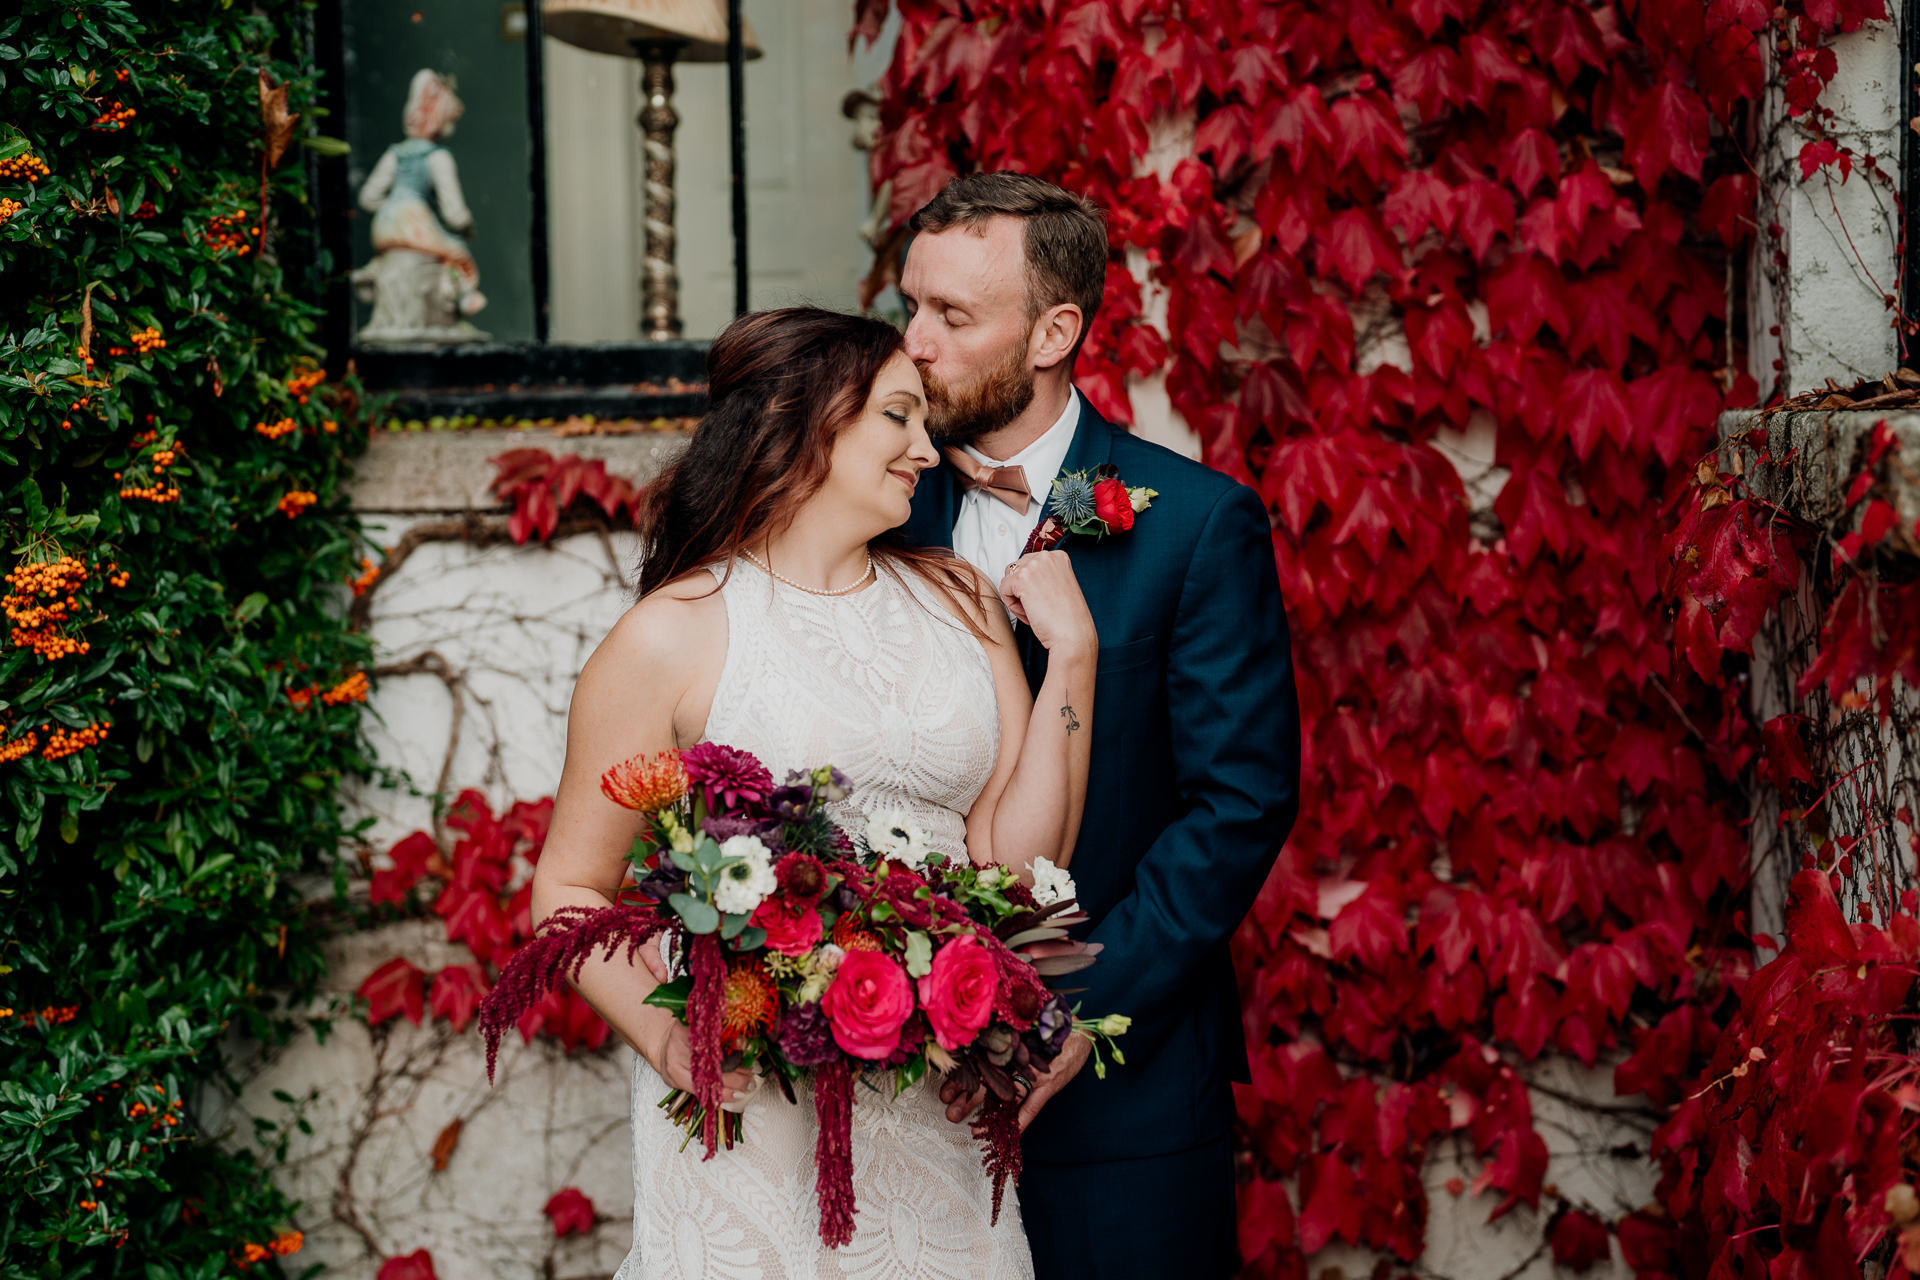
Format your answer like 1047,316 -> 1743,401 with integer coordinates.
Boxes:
849,0 -> 1891,1275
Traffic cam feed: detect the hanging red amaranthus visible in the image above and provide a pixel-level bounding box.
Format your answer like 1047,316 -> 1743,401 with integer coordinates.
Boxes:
814,1058 -> 858,1248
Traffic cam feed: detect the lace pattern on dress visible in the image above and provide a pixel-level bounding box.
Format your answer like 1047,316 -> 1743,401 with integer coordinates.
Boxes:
614,555 -> 1026,1279
699,557 -> 1000,858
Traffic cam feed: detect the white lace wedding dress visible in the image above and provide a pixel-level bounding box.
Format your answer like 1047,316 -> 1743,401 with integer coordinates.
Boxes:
613,556 -> 1034,1280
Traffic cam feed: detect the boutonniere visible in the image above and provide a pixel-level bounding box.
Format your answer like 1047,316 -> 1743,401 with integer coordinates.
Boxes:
1023,464 -> 1158,553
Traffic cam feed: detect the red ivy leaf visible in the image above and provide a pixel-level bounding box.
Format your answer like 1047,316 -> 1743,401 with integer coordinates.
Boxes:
1236,1174 -> 1297,1261
543,1186 -> 597,1237
1797,137 -> 1850,182
1624,81 -> 1709,187
371,831 -> 440,906
358,957 -> 425,1027
1785,867 -> 1859,966
1548,1208 -> 1613,1271
1329,885 -> 1410,970
487,448 -> 552,500
428,962 -> 489,1033
376,1252 -> 438,1280
1760,714 -> 1814,796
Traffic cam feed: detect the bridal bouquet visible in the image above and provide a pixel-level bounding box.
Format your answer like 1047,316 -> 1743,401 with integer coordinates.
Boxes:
477,743 -> 1128,1248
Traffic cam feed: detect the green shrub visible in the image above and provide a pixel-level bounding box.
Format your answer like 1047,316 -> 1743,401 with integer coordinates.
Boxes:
1,1 -> 368,1272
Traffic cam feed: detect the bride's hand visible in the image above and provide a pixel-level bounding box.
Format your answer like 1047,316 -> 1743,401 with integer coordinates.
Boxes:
652,1021 -> 756,1101
998,551 -> 1097,657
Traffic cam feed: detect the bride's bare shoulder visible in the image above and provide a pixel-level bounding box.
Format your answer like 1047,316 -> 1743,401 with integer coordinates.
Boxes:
580,569 -> 726,690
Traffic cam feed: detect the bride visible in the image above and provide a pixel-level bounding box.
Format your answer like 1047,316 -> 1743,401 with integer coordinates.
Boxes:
530,306 -> 1098,1278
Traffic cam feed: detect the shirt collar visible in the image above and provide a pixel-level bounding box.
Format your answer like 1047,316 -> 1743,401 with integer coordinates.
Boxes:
962,390 -> 1081,483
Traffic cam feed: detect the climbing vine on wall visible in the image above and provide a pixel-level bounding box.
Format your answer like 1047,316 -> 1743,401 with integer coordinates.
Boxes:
853,0 -> 1887,1275
0,0 -> 370,1271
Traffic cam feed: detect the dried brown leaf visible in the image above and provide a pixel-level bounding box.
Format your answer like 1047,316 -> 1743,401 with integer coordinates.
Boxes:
258,69 -> 299,169
430,1116 -> 463,1171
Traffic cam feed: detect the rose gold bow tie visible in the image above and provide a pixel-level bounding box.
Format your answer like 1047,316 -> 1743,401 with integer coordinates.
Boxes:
941,447 -> 1031,512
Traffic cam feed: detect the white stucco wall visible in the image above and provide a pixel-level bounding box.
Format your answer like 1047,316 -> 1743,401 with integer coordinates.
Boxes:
202,432 -> 688,1277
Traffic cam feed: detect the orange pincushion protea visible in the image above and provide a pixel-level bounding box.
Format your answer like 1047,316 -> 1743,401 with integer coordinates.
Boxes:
721,961 -> 777,1043
600,749 -> 689,812
831,915 -> 882,953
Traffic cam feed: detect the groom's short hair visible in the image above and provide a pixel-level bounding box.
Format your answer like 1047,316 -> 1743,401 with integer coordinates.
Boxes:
910,172 -> 1107,355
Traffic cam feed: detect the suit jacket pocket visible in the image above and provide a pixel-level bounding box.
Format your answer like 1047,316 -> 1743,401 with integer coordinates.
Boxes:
1097,635 -> 1157,674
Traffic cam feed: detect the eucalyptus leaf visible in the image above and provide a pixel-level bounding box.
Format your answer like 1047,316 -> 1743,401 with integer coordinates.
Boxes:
670,893 -> 720,935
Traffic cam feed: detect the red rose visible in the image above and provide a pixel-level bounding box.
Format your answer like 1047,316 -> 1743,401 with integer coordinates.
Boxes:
750,894 -> 824,956
821,949 -> 913,1060
915,933 -> 999,1051
1093,477 -> 1135,532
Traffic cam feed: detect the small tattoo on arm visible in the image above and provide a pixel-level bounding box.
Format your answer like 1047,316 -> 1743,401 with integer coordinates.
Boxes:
1060,704 -> 1080,733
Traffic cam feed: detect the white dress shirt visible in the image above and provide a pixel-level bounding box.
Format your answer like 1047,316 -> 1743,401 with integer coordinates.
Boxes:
950,392 -> 1081,583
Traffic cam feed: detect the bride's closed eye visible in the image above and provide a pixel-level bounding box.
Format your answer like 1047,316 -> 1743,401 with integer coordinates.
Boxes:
885,409 -> 910,426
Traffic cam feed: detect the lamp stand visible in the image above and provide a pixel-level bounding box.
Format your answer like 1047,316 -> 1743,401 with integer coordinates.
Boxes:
634,37 -> 686,340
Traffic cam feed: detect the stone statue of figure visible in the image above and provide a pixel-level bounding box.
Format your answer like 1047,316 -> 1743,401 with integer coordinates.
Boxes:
351,69 -> 489,343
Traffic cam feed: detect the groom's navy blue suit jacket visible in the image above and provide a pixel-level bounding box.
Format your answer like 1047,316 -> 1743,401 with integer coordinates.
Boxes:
902,392 -> 1301,1164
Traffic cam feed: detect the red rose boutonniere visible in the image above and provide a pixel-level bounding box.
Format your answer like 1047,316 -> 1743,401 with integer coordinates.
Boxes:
1023,464 -> 1158,553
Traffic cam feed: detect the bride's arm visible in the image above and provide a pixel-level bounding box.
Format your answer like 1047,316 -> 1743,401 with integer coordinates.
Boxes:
528,584 -> 752,1098
959,551 -> 1098,876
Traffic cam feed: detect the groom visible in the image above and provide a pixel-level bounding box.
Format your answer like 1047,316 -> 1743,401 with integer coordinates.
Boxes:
899,172 -> 1301,1278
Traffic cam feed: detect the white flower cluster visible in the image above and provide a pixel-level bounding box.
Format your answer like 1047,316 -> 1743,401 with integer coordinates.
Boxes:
865,808 -> 931,870
713,834 -> 778,914
1030,856 -> 1076,907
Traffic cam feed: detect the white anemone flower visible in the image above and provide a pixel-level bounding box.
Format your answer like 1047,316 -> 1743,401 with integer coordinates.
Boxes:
1030,855 -> 1077,907
865,808 -> 932,870
713,834 -> 777,914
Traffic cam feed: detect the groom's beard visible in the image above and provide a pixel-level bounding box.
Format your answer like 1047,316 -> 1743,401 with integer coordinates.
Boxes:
919,345 -> 1035,444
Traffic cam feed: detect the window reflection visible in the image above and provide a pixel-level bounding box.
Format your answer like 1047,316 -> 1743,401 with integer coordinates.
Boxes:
343,0 -> 533,343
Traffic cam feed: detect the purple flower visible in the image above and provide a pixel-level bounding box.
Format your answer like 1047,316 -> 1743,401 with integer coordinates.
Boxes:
681,743 -> 774,813
769,785 -> 814,823
776,999 -> 839,1066
702,814 -> 784,853
1027,992 -> 1072,1059
634,862 -> 686,903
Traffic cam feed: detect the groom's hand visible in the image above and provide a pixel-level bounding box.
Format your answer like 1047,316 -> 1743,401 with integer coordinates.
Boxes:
1017,1032 -> 1090,1131
941,1076 -> 987,1124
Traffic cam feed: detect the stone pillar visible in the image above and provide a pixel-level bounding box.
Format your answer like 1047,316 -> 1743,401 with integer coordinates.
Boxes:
1750,18 -> 1904,396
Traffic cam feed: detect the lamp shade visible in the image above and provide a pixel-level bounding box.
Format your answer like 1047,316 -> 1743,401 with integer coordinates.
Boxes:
541,0 -> 762,62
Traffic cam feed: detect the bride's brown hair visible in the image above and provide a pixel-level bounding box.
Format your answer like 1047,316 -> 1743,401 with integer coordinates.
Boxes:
636,306 -> 990,635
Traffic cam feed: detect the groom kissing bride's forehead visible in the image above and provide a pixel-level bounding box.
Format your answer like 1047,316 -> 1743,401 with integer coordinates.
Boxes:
900,171 -> 1303,1280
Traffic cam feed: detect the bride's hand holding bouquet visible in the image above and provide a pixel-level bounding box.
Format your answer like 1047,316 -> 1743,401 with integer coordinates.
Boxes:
477,742 -> 1127,1250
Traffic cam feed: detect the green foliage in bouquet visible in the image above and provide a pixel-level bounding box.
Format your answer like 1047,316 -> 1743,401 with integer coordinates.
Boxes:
0,1 -> 369,1271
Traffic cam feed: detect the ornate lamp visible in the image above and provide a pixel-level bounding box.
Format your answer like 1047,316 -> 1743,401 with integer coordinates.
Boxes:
541,0 -> 761,339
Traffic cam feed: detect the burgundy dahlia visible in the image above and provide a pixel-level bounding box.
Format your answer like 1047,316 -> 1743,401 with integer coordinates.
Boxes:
681,743 -> 774,811
777,999 -> 839,1066
776,852 -> 827,902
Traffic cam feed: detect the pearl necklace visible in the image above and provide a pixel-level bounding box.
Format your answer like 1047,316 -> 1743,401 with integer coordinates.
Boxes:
740,548 -> 874,597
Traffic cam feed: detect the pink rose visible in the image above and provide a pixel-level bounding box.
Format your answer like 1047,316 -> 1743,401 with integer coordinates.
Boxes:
821,950 -> 913,1060
750,894 -> 824,956
916,933 -> 999,1051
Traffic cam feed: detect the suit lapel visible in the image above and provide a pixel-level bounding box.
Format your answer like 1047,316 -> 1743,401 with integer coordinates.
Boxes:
1018,391 -> 1118,691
